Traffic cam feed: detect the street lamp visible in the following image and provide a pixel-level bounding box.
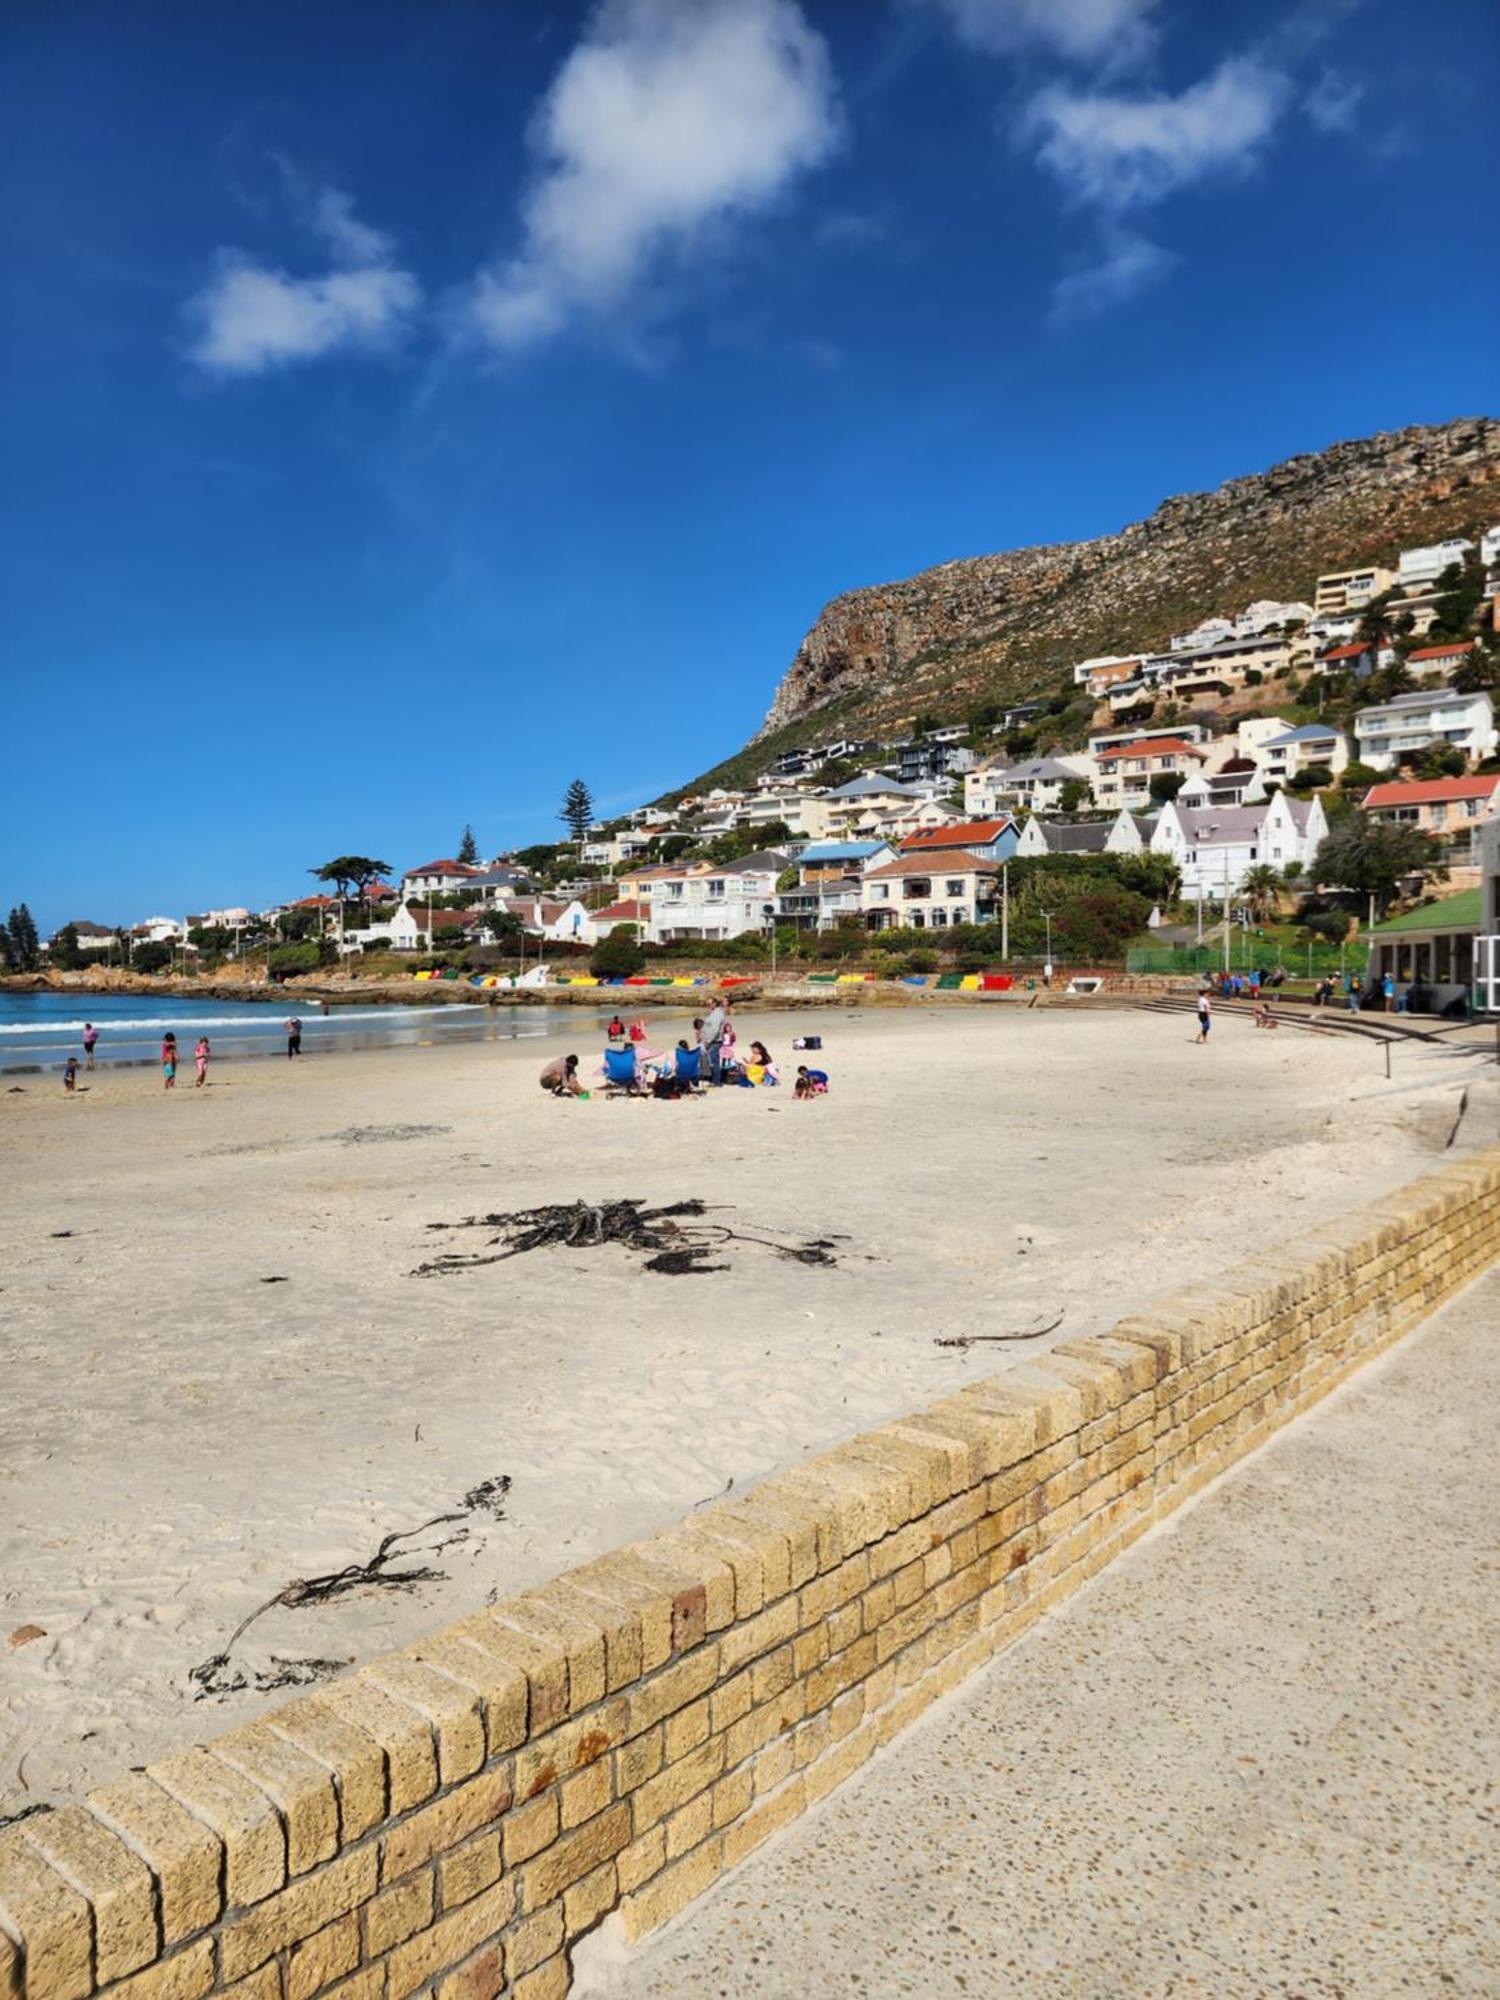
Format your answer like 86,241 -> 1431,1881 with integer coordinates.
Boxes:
1040,907 -> 1055,986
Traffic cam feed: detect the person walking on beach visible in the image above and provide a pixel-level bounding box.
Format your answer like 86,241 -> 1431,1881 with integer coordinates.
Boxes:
700,1000 -> 727,1085
1346,978 -> 1362,1015
82,1023 -> 99,1069
194,1036 -> 211,1088
161,1032 -> 178,1089
63,1054 -> 79,1094
1195,989 -> 1212,1044
285,1017 -> 303,1058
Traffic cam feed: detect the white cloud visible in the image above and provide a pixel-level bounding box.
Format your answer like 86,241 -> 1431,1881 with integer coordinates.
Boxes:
920,0 -> 1159,64
1303,68 -> 1363,133
469,0 -> 838,352
187,181 -> 419,377
1028,55 -> 1292,210
1050,226 -> 1175,321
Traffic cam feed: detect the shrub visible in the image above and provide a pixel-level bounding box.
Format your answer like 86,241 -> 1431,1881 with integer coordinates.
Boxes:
902,949 -> 938,973
132,941 -> 173,974
269,941 -> 327,977
591,927 -> 647,978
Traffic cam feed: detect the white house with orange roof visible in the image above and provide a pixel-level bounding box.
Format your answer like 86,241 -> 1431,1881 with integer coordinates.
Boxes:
1093,736 -> 1206,810
861,851 -> 998,931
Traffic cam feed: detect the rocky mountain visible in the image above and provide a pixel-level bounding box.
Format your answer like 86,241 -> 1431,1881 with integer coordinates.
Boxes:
678,418 -> 1499,794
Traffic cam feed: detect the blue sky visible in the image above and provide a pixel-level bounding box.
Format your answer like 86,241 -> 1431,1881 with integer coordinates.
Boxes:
3,0 -> 1496,930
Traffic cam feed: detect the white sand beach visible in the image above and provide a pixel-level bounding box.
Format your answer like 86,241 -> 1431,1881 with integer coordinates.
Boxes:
1,1002 -> 1489,1819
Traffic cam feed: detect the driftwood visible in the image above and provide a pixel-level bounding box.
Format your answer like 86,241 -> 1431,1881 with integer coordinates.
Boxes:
413,1200 -> 843,1279
189,1479 -> 512,1700
935,1312 -> 1064,1350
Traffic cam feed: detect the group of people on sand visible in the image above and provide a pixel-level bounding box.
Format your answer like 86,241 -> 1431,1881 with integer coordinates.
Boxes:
542,1002 -> 827,1100
157,1033 -> 213,1090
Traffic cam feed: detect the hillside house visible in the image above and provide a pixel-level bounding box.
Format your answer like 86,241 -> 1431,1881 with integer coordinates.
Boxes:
1363,775 -> 1500,873
965,756 -> 1096,817
1397,538 -> 1473,590
1354,689 -> 1496,771
1013,810 -> 1150,859
1314,564 -> 1395,615
862,851 -> 998,931
645,850 -> 786,944
899,817 -> 1020,864
1093,737 -> 1206,809
401,859 -> 482,899
1405,640 -> 1475,681
1257,723 -> 1350,784
796,841 -> 897,883
1150,793 -> 1327,902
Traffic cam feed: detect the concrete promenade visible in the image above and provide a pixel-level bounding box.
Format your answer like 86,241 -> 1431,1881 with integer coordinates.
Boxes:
589,1272 -> 1500,1999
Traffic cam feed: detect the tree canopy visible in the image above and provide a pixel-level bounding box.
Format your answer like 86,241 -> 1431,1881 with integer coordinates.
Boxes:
1312,812 -> 1447,910
560,780 -> 595,842
310,856 -> 391,901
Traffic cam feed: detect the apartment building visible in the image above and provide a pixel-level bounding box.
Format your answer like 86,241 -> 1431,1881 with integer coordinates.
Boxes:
964,755 -> 1095,817
1093,736 -> 1206,809
1314,563 -> 1395,615
1354,689 -> 1496,771
1363,775 -> 1500,866
862,852 -> 998,931
645,850 -> 788,943
1396,538 -> 1474,590
1257,723 -> 1350,784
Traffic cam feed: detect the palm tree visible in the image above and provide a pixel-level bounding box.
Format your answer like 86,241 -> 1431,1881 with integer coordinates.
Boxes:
1241,864 -> 1283,923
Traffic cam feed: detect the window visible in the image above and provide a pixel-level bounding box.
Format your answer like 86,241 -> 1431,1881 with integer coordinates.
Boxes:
707,881 -> 725,899
873,884 -> 889,901
930,909 -> 947,928
945,879 -> 965,898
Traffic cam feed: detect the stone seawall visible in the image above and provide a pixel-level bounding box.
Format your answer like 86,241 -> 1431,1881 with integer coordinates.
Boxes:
5,1149 -> 1497,2000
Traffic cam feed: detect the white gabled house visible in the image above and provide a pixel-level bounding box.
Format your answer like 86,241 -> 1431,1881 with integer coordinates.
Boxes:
1150,793 -> 1328,902
645,850 -> 787,944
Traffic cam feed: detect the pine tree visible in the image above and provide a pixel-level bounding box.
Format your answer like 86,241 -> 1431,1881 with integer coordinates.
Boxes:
7,905 -> 40,972
457,824 -> 480,865
559,779 -> 595,844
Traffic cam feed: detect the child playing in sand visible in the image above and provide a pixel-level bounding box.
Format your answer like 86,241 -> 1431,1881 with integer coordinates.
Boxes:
794,1065 -> 827,1098
194,1036 -> 211,1086
63,1055 -> 78,1093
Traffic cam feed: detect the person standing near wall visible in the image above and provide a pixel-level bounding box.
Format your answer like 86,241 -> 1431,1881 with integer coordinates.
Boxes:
1196,988 -> 1212,1045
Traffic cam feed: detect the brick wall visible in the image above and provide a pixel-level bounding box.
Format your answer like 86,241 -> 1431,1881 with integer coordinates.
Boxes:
5,1148 -> 1498,2000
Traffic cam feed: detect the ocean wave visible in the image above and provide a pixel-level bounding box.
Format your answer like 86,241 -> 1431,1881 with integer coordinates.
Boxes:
0,1005 -> 488,1035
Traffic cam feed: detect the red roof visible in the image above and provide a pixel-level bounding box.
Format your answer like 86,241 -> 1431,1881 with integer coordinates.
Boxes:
900,819 -> 1012,851
405,859 -> 480,879
1364,776 -> 1499,810
595,899 -> 649,922
865,850 -> 996,880
1322,642 -> 1370,661
1095,737 -> 1204,763
1408,641 -> 1474,661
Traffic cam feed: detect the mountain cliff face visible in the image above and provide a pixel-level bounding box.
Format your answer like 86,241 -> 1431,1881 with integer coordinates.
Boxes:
752,418 -> 1499,750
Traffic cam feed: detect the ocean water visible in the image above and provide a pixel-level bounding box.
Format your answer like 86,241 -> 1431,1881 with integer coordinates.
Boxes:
0,990 -> 617,1072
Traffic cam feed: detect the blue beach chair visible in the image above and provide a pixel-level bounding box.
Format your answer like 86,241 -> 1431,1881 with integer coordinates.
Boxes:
602,1046 -> 641,1095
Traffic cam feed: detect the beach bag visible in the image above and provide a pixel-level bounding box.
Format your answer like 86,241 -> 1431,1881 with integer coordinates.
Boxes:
792,1035 -> 822,1050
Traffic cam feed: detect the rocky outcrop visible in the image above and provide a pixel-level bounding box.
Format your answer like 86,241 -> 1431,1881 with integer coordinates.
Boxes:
755,418 -> 1500,743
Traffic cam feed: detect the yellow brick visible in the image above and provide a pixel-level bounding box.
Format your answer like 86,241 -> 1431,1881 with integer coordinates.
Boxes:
218,1848 -> 377,1982
623,1645 -> 720,1737
504,1904 -> 563,1980
560,1759 -> 613,1832
285,1913 -> 360,2000
23,1805 -> 156,1984
219,1965 -> 281,2000
664,1793 -> 712,1861
406,1632 -> 529,1757
210,1725 -> 339,1876
711,1767 -> 754,1831
804,1719 -> 877,1806
385,1880 -> 516,2000
614,1726 -> 663,1797
95,1937 -> 215,2000
88,1774 -> 222,1946
512,1957 -> 569,2000
752,1736 -> 795,1797
717,1492 -> 822,1585
382,1766 -> 513,1885
434,1941 -> 504,2000
494,1592 -> 607,1714
359,1658 -> 485,1787
365,1868 -> 434,1957
663,1699 -> 710,1764
502,1793 -> 558,1871
621,1834 -> 723,1942
630,1740 -> 725,1835
575,1547 -> 707,1660
722,1775 -> 806,1870
268,1702 -> 387,1847
320,1970 -> 383,2000
445,1616 -> 568,1737
147,1750 -> 285,1909
0,1829 -> 95,2000
309,1681 -> 437,1817
520,1803 -> 631,1913
615,1827 -> 664,1897
544,1579 -> 645,1692
512,1702 -> 630,1807
709,1672 -> 752,1735
438,1832 -> 503,1912
562,1858 -> 617,1939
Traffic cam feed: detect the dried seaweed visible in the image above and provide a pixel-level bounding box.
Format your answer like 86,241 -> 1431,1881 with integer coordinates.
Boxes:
189,1480 -> 511,1700
413,1199 -> 843,1278
935,1312 -> 1064,1350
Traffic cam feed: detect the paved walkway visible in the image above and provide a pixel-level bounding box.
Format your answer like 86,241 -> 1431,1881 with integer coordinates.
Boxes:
586,1273 -> 1500,1999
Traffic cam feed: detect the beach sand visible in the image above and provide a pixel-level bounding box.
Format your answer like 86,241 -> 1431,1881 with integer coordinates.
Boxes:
1,1002 -> 1489,1818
